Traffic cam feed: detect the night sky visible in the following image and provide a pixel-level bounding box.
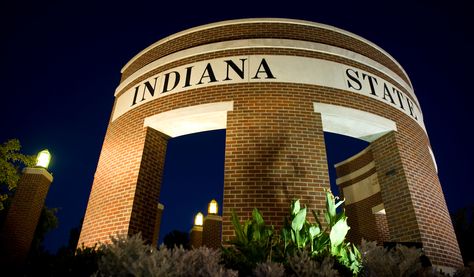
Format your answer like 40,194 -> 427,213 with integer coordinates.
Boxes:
1,1 -> 473,252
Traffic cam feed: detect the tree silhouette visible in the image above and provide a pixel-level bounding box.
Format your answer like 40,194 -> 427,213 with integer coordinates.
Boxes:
163,230 -> 190,249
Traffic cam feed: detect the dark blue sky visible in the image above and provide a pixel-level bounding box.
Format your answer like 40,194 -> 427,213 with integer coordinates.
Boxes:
1,1 -> 473,252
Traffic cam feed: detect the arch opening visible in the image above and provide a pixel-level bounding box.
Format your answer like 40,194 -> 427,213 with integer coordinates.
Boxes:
324,132 -> 370,197
158,129 -> 226,245
143,102 -> 232,246
316,103 -> 397,244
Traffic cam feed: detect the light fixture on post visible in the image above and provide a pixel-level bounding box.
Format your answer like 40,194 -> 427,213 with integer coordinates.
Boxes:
36,149 -> 51,169
202,199 -> 222,249
194,212 -> 203,226
208,199 -> 218,215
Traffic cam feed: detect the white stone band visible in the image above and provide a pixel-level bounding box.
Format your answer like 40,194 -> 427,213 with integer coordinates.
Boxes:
23,167 -> 54,182
113,55 -> 424,133
336,162 -> 376,185
116,38 -> 416,104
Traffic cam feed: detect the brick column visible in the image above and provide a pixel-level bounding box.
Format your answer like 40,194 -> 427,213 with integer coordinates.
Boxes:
152,203 -> 164,247
0,167 -> 53,267
222,93 -> 330,242
190,226 -> 203,249
202,214 -> 222,249
78,126 -> 169,247
128,128 -> 169,244
371,131 -> 462,268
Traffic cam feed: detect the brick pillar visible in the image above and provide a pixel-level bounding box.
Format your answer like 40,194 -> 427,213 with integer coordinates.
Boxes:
128,128 -> 169,244
371,131 -> 462,268
0,167 -> 53,267
202,215 -> 222,249
222,94 -> 330,242
152,203 -> 164,247
190,226 -> 203,249
78,126 -> 169,247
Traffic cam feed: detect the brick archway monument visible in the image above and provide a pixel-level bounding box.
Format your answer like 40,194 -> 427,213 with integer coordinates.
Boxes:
78,18 -> 462,270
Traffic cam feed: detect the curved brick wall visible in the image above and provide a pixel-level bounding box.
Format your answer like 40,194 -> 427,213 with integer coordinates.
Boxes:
78,18 -> 462,268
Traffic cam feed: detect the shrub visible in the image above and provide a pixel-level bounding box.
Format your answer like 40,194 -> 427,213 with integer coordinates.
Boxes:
96,233 -> 237,277
359,239 -> 421,276
287,249 -> 339,277
253,261 -> 285,277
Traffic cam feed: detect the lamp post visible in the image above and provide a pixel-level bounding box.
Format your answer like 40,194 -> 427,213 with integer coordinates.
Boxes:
202,199 -> 222,249
0,149 -> 54,269
190,212 -> 203,248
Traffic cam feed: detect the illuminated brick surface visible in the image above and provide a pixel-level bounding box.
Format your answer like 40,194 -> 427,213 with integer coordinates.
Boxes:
78,19 -> 462,268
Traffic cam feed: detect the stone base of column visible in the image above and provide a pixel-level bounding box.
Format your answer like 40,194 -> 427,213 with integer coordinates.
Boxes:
202,215 -> 222,249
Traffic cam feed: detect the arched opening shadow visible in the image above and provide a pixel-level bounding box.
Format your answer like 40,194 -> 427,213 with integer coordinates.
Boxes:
158,129 -> 226,245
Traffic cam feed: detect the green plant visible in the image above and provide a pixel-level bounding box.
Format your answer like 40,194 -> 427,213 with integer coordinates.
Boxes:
280,191 -> 361,275
224,191 -> 361,275
223,208 -> 275,275
0,139 -> 35,211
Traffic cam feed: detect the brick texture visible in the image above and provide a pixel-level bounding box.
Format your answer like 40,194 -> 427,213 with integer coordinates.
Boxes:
0,169 -> 52,266
375,213 -> 390,242
202,216 -> 222,249
78,20 -> 462,268
335,149 -> 373,178
335,148 -> 388,244
371,131 -> 463,267
120,22 -> 411,86
190,227 -> 203,249
344,192 -> 386,243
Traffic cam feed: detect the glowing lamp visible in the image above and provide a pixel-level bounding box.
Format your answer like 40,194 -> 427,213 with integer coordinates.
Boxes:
194,212 -> 203,226
208,199 -> 218,215
36,149 -> 51,169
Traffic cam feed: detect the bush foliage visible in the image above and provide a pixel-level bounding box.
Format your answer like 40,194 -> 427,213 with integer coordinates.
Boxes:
96,234 -> 236,277
22,191 -> 449,276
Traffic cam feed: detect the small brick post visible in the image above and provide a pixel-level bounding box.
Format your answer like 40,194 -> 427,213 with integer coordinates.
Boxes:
202,214 -> 222,249
190,225 -> 203,248
0,167 -> 53,268
152,203 -> 164,247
